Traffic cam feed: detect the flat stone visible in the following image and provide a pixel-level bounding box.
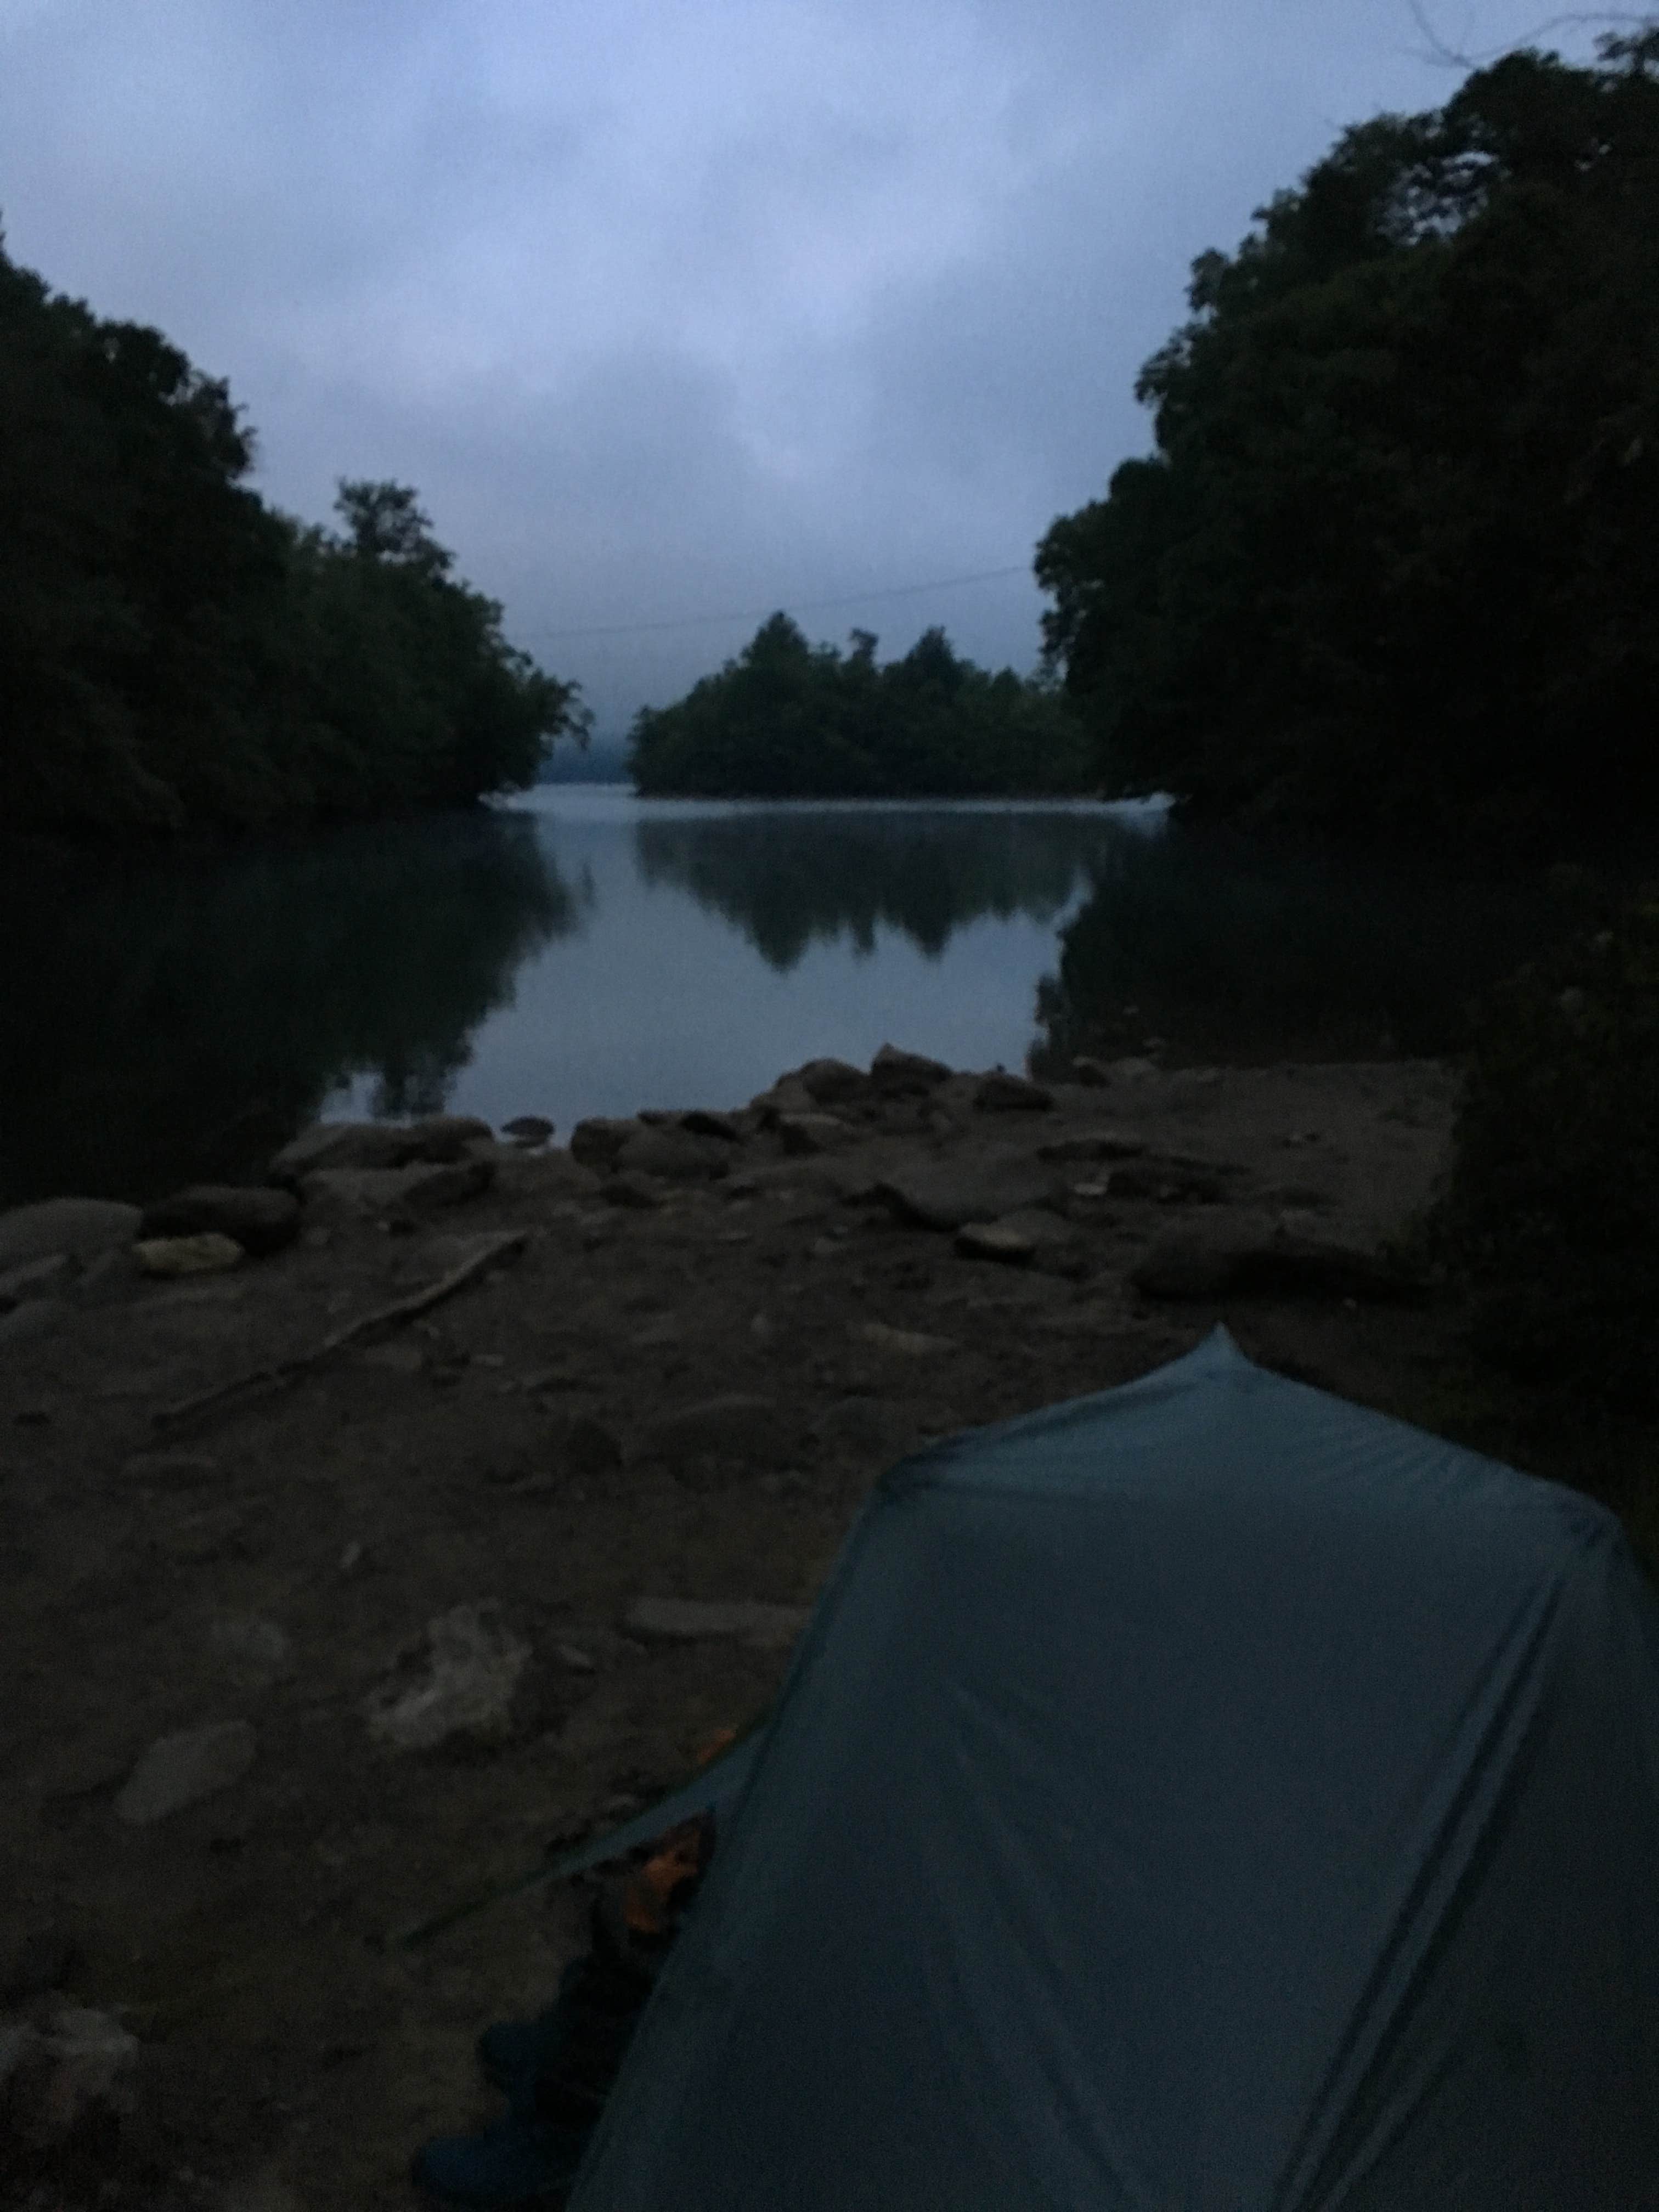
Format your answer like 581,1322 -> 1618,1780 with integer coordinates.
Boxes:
973,1071 -> 1055,1113
134,1233 -> 245,1278
622,1596 -> 810,1650
569,1116 -> 646,1170
873,1157 -> 1063,1232
793,1058 -> 870,1106
870,1043 -> 952,1093
775,1112 -> 851,1156
363,1605 -> 532,1753
613,1127 -> 730,1181
115,1720 -> 257,1824
139,1184 -> 300,1257
501,1115 -> 555,1146
0,1252 -> 75,1311
642,1394 -> 781,1462
268,1114 -> 493,1184
0,1198 -> 142,1270
300,1156 -> 494,1217
954,1222 -> 1036,1265
858,1321 -> 958,1357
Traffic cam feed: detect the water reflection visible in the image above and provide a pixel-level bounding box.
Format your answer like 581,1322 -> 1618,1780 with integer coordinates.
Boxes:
633,805 -> 1141,970
1,810 -> 576,1206
1031,821 -> 1567,1072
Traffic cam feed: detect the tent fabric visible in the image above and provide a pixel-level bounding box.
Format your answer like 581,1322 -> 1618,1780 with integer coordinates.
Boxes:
566,1327 -> 1659,2210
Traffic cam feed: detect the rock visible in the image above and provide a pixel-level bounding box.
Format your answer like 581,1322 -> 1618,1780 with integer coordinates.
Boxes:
0,1198 -> 142,1271
1070,1056 -> 1113,1086
622,1596 -> 810,1650
133,1232 -> 245,1278
268,1115 -> 493,1184
139,1184 -> 300,1257
775,1112 -> 851,1156
613,1127 -> 730,1181
793,1058 -> 870,1106
556,1643 -> 598,1673
558,1415 -> 624,1478
207,1616 -> 293,1684
1037,1131 -> 1148,1163
748,1076 -> 817,1122
300,1156 -> 495,1217
1105,1056 -> 1162,1081
973,1071 -> 1055,1113
601,1171 -> 665,1210
954,1222 -> 1036,1265
1107,1159 -> 1232,1203
1131,1232 -> 1431,1304
869,1043 -> 951,1093
0,1297 -> 68,1345
679,1108 -> 744,1143
873,1156 -> 1063,1232
363,1605 -> 532,1753
501,1115 -> 555,1146
3,1927 -> 81,2005
115,1720 -> 257,1824
3,2002 -> 139,2147
0,1252 -> 75,1312
642,1394 -> 781,1463
858,1321 -> 958,1358
569,1116 -> 645,1170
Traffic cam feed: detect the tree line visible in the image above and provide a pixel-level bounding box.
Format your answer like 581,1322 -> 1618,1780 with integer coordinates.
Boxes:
1035,30 -> 1659,859
1,232 -> 587,839
628,613 -> 1092,797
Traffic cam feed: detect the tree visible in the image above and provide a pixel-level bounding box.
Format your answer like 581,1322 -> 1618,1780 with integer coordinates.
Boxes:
1035,31 -> 1659,857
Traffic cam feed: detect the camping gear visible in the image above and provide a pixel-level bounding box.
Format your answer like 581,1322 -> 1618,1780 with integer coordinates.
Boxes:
554,1325 -> 1659,2210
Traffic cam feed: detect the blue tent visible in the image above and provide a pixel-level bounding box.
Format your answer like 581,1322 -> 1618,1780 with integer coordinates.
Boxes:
565,1327 -> 1659,2209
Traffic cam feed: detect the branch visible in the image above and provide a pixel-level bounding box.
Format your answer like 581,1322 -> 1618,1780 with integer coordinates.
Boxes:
1407,0 -> 1656,65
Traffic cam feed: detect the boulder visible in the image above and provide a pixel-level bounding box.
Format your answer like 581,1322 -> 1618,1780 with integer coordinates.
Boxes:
1070,1056 -> 1113,1086
873,1156 -> 1064,1232
299,1156 -> 494,1217
748,1076 -> 817,1122
622,1596 -> 810,1650
679,1108 -> 744,1143
775,1112 -> 851,1156
501,1115 -> 555,1146
569,1116 -> 646,1170
870,1043 -> 952,1093
613,1126 -> 730,1181
139,1183 -> 300,1257
114,1719 -> 256,1824
601,1171 -> 666,1210
973,1071 -> 1055,1113
133,1232 -> 245,1278
0,1198 -> 142,1271
269,1114 -> 493,1185
363,1605 -> 532,1753
794,1058 -> 870,1107
0,1252 -> 75,1312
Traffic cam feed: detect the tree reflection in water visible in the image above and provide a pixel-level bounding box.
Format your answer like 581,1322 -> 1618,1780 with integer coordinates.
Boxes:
634,807 -> 1131,972
1,809 -> 578,1205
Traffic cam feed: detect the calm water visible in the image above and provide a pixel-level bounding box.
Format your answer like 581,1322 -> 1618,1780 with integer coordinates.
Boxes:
2,786 -> 1572,1207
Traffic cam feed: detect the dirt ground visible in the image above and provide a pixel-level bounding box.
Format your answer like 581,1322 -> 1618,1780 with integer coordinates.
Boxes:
1,1049 -> 1471,2211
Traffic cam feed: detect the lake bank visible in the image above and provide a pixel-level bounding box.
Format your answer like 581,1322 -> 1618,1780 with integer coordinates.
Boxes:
3,1043 -> 1478,2211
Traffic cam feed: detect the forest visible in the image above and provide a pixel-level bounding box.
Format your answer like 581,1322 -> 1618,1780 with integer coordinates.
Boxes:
1035,31 -> 1659,857
627,613 -> 1091,797
1,234 -> 587,839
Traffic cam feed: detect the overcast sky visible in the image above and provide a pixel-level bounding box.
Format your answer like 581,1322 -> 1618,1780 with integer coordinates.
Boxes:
0,0 -> 1614,738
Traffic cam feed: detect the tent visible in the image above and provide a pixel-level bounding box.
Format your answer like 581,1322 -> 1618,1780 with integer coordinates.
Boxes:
562,1327 -> 1659,2210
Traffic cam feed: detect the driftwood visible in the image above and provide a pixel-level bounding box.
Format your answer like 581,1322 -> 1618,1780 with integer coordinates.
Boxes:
152,1229 -> 528,1432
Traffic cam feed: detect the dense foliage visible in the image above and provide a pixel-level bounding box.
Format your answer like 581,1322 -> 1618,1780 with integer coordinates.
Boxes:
627,614 -> 1092,797
1,234 -> 586,837
1035,32 -> 1659,854
1418,879 -> 1659,1411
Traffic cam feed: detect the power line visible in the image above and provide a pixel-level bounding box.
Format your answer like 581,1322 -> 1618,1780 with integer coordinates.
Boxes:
518,563 -> 1032,642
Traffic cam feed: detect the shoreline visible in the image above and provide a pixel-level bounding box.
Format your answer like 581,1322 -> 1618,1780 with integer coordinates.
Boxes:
3,1046 -> 1464,2210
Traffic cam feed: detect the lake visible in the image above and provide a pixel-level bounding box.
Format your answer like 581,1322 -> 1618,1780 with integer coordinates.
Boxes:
2,786 -> 1573,1207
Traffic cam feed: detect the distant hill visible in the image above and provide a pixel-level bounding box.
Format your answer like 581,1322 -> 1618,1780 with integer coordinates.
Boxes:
537,735 -> 630,784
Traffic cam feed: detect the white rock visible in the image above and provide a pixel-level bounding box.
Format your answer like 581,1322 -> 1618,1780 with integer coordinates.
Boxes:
364,1605 -> 531,1752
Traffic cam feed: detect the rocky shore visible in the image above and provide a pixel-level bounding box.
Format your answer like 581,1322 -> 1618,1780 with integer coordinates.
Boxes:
2,1045 -> 1463,2211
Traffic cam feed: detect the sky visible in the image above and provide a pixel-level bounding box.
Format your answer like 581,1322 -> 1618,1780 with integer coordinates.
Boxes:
0,0 -> 1618,740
